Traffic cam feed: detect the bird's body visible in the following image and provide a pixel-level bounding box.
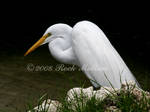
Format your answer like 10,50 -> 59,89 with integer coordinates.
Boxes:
72,21 -> 136,88
25,21 -> 139,88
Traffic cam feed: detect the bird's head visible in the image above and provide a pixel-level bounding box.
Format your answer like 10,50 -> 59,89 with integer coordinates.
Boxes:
24,24 -> 72,56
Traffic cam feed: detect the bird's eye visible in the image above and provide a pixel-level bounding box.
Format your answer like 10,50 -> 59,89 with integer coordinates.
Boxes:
47,33 -> 51,37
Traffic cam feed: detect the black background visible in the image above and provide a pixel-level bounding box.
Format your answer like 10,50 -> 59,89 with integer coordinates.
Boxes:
1,2 -> 149,66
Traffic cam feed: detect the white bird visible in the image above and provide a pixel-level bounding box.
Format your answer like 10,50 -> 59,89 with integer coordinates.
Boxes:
24,21 -> 139,88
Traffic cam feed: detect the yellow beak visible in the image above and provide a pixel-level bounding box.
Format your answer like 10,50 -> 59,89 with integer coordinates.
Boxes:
24,33 -> 51,56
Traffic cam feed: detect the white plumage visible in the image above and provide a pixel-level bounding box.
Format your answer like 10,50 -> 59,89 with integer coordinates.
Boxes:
25,21 -> 139,88
72,21 -> 137,88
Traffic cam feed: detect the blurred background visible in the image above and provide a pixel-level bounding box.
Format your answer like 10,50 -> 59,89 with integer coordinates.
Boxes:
0,2 -> 149,111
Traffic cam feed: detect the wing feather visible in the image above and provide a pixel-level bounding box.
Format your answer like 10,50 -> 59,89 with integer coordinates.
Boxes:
71,21 -> 137,88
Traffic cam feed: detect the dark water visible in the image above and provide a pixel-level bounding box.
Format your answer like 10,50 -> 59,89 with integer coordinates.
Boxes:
0,49 -> 91,112
0,48 -> 150,111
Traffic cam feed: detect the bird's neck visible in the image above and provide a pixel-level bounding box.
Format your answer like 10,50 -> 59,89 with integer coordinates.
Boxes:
48,35 -> 78,65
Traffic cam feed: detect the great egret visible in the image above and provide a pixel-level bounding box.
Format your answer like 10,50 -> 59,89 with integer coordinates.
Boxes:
24,21 -> 139,88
